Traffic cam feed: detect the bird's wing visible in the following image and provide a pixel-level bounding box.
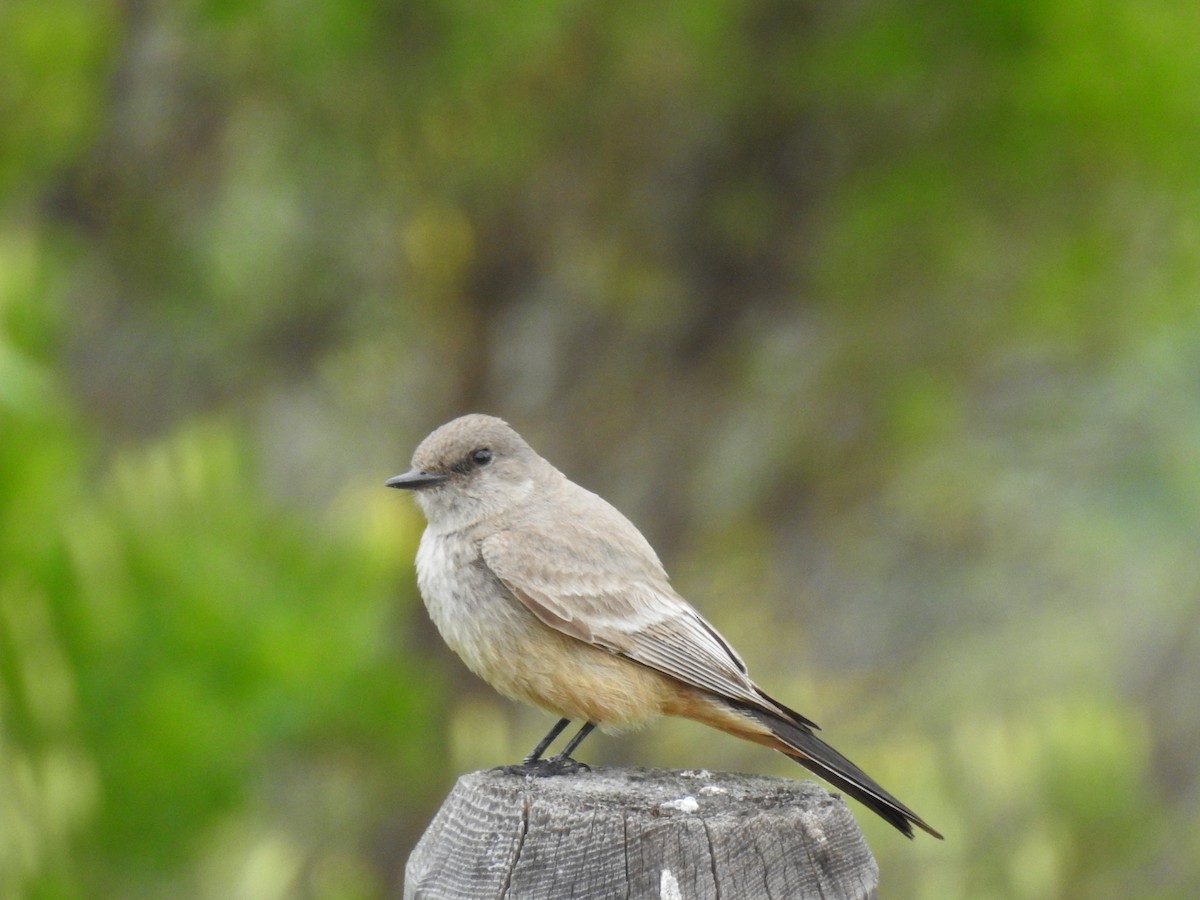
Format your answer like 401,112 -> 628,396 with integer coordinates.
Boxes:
480,517 -> 788,718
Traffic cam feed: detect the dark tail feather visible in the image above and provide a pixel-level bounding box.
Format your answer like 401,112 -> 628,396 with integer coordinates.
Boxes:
741,703 -> 943,840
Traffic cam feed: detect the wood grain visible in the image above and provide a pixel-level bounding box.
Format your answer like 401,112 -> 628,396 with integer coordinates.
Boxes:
404,766 -> 879,899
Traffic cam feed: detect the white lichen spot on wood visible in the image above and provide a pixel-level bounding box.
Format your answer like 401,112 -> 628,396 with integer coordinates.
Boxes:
659,869 -> 683,900
658,795 -> 699,814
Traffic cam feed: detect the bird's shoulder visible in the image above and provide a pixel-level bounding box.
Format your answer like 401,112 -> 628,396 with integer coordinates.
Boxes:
485,474 -> 669,584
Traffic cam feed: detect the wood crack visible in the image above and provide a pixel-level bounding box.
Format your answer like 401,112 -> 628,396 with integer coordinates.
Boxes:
498,792 -> 531,899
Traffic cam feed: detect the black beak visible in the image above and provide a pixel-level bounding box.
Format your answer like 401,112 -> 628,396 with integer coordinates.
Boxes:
385,469 -> 449,490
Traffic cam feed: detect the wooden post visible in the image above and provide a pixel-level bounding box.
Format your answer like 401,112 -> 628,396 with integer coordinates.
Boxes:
404,766 -> 878,899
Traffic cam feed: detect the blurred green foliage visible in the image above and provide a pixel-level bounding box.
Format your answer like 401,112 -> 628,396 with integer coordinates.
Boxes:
1,358 -> 443,897
3,0 -> 1200,897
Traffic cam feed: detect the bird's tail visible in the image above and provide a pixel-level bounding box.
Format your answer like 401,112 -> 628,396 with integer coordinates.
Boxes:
737,700 -> 943,840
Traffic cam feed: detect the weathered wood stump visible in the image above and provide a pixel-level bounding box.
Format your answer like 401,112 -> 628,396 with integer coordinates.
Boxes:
404,765 -> 878,899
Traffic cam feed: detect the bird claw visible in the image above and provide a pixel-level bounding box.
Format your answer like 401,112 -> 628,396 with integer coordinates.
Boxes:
495,757 -> 591,778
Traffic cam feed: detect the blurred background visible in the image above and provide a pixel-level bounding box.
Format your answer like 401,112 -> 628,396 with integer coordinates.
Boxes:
3,1 -> 1199,897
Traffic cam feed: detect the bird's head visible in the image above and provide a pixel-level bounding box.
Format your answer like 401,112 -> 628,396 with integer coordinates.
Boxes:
387,414 -> 546,528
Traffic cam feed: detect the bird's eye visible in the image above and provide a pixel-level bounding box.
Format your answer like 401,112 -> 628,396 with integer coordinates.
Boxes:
471,448 -> 493,466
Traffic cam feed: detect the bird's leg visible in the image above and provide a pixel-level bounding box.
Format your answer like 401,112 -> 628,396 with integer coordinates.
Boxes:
552,721 -> 596,762
523,717 -> 571,764
500,719 -> 592,777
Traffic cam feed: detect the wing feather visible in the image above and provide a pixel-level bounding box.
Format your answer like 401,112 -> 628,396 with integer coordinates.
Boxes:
480,519 -> 786,718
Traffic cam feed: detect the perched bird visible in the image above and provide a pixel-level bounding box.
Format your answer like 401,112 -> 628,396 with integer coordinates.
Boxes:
387,414 -> 941,839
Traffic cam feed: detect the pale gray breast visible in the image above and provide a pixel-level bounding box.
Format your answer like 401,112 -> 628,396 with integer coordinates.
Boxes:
414,526 -> 536,668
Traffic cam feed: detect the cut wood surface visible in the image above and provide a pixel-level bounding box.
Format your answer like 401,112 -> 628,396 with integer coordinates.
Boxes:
404,765 -> 879,899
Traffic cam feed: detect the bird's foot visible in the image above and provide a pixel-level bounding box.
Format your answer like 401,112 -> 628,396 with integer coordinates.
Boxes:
495,756 -> 591,778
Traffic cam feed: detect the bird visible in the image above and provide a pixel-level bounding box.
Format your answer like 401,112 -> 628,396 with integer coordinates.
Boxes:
386,413 -> 942,839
